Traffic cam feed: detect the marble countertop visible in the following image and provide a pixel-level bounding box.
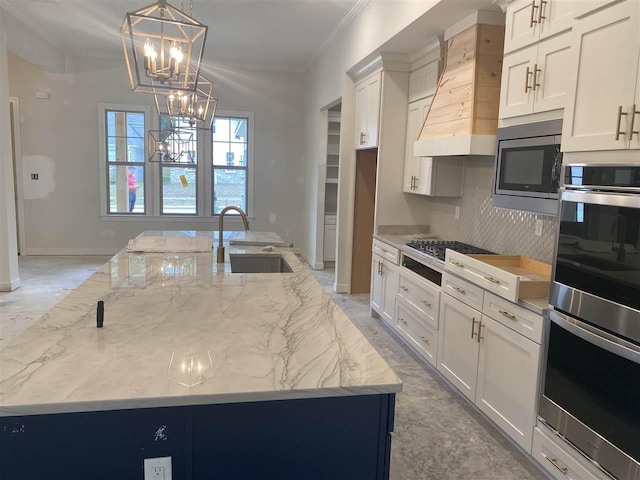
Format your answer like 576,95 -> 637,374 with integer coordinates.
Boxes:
0,231 -> 402,417
373,234 -> 549,316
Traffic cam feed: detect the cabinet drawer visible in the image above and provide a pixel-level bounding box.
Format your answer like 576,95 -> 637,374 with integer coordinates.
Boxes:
532,426 -> 606,480
396,299 -> 438,366
482,292 -> 544,344
373,239 -> 399,265
441,272 -> 484,311
397,271 -> 440,328
445,250 -> 551,303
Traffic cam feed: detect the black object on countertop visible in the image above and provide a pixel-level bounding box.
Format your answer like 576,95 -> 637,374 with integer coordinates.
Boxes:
97,301 -> 104,328
405,240 -> 494,261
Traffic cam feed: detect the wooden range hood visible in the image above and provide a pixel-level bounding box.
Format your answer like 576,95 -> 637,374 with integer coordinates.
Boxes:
414,12 -> 505,157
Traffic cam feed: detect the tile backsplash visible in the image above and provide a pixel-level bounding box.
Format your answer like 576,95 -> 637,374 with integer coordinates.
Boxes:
426,157 -> 557,264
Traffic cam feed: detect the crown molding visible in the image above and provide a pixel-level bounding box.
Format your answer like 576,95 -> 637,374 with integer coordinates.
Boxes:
492,0 -> 512,13
0,0 -> 61,50
444,10 -> 505,40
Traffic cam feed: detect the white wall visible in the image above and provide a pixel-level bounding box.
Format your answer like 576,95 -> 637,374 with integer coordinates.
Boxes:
8,54 -> 306,254
301,1 -> 440,288
0,9 -> 20,290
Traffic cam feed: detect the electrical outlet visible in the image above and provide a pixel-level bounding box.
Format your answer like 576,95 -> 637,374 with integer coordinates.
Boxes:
454,206 -> 460,220
144,457 -> 172,480
535,219 -> 543,237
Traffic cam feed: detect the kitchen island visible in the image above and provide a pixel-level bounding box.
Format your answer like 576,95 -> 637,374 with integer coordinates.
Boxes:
0,232 -> 401,480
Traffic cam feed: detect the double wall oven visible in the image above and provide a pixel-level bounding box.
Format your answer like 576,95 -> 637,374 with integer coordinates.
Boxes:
541,165 -> 640,480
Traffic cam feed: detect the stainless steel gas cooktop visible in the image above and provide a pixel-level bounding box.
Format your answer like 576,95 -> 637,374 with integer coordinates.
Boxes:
405,240 -> 494,262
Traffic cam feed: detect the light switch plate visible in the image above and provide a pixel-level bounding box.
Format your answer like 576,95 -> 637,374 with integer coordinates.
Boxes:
144,456 -> 172,480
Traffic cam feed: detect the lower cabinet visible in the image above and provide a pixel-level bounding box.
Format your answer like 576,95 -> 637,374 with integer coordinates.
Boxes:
370,253 -> 398,325
395,298 -> 438,366
437,292 -> 541,452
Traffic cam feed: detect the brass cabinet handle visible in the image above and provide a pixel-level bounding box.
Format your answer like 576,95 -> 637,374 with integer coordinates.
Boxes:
477,320 -> 484,343
419,336 -> 430,345
400,318 -> 408,326
421,300 -> 432,308
484,276 -> 501,285
380,263 -> 385,276
453,286 -> 466,295
378,261 -> 382,275
529,0 -> 539,27
538,0 -> 547,23
630,104 -> 639,140
499,310 -> 516,320
451,261 -> 465,268
533,64 -> 541,90
615,106 -> 628,140
360,132 -> 366,145
400,285 -> 409,292
471,317 -> 477,339
545,456 -> 568,475
525,66 -> 533,92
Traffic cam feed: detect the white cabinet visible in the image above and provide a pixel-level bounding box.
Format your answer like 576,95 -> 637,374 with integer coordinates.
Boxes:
437,277 -> 543,452
323,222 -> 336,261
500,32 -> 571,118
562,0 -> 640,152
403,98 -> 464,196
370,250 -> 399,326
408,60 -> 439,103
437,293 -> 481,401
396,298 -> 438,366
504,0 -> 575,54
355,71 -> 382,149
475,314 -> 541,452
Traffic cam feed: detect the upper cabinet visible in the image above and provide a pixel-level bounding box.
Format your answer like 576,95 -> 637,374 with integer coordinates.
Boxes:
355,71 -> 382,149
499,31 -> 571,118
561,0 -> 640,152
504,0 -> 575,54
408,61 -> 439,103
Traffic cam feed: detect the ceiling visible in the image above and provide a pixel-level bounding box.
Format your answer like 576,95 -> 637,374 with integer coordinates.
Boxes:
0,0 -> 364,71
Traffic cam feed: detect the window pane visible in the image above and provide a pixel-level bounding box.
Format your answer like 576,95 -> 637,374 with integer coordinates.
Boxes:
162,167 -> 196,215
107,111 -> 117,137
212,141 -> 232,166
109,165 -> 144,214
126,113 -> 145,138
212,118 -> 230,142
230,118 -> 248,143
213,169 -> 246,214
107,137 -> 116,161
128,137 -> 145,162
230,143 -> 246,166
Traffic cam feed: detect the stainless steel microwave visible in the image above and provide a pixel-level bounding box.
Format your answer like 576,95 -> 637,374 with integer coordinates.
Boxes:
493,119 -> 563,216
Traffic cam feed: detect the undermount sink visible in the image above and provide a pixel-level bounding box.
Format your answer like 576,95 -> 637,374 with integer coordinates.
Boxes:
229,254 -> 293,273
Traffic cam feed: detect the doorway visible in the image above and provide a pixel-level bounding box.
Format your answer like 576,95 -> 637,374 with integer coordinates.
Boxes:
9,97 -> 24,255
350,149 -> 377,294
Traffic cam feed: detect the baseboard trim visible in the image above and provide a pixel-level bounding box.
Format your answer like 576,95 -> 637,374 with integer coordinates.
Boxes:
0,277 -> 21,292
334,282 -> 349,293
299,251 -> 324,270
21,248 -> 118,256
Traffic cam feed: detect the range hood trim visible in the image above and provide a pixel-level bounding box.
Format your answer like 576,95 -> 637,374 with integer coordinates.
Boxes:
414,134 -> 496,157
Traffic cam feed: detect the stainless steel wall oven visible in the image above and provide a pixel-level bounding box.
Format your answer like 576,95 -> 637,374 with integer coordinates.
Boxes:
541,165 -> 640,480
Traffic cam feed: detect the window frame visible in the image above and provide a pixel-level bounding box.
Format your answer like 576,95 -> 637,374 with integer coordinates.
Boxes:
98,103 -> 154,216
211,111 -> 254,218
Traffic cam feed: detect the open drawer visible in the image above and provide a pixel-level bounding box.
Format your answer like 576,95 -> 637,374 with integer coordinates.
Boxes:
445,250 -> 551,303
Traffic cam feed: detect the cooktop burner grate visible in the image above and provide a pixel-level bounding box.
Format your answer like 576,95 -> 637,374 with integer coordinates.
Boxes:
405,240 -> 494,261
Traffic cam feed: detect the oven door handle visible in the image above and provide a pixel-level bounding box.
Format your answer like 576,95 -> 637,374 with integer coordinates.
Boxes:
549,310 -> 640,364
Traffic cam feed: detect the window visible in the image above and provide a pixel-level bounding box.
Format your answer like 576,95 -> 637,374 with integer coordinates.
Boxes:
105,109 -> 146,214
160,118 -> 198,215
98,105 -> 253,218
212,115 -> 250,215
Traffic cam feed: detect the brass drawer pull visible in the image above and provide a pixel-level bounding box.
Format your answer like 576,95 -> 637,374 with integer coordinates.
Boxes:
484,276 -> 501,285
533,64 -> 541,91
420,336 -> 430,345
400,318 -> 408,326
360,132 -> 365,145
453,286 -> 466,295
421,300 -> 431,308
538,0 -> 547,23
529,0 -> 539,27
471,317 -> 477,339
400,285 -> 409,292
525,66 -> 533,92
477,320 -> 484,343
451,261 -> 465,268
545,456 -> 568,475
499,310 -> 516,320
615,106 -> 627,140
630,104 -> 639,140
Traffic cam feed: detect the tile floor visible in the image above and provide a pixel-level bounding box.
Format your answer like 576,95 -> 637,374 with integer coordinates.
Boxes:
0,256 -> 550,480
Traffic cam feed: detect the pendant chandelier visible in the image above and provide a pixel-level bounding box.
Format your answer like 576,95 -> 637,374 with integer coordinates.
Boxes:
121,0 -> 208,95
148,128 -> 196,163
154,72 -> 217,129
